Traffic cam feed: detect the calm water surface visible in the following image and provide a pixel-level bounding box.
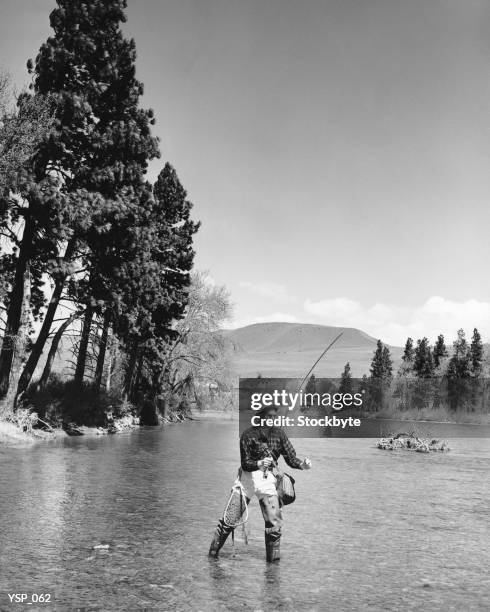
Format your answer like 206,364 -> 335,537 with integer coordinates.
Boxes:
0,420 -> 489,611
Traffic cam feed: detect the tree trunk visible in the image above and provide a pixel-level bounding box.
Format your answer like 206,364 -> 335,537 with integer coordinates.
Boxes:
0,265 -> 31,416
124,341 -> 139,397
105,337 -> 114,393
39,313 -> 77,392
17,240 -> 76,396
94,310 -> 111,393
74,305 -> 94,386
0,218 -> 34,400
132,353 -> 144,400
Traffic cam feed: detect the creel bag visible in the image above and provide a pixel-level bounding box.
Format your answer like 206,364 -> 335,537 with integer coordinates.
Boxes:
276,471 -> 296,506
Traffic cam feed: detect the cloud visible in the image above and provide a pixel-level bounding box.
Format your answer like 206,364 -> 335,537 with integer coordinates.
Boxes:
304,296 -> 490,345
239,281 -> 296,303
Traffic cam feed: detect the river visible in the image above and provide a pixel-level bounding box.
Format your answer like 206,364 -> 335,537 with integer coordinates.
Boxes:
0,420 -> 489,611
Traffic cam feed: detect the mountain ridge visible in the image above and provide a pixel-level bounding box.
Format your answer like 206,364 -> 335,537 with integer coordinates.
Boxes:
225,322 -> 403,377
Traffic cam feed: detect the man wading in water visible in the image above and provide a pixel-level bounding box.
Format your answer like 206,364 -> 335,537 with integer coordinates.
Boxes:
209,404 -> 311,562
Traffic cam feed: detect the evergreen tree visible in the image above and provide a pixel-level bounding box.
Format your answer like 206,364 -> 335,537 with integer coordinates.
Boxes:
447,329 -> 472,410
402,337 -> 414,364
447,329 -> 471,379
382,345 -> 393,379
15,0 -> 160,393
413,337 -> 434,378
31,0 -> 159,196
470,328 -> 484,377
370,340 -> 385,379
114,164 -> 199,399
397,337 -> 415,376
369,340 -> 392,410
433,334 -> 447,369
339,362 -> 353,394
370,340 -> 393,379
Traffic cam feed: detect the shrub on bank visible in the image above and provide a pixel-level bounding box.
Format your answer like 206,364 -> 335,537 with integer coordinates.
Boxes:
19,373 -> 202,430
21,374 -> 138,429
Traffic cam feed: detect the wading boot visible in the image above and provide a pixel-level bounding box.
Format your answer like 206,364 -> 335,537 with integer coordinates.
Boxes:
265,532 -> 281,562
259,495 -> 282,563
208,519 -> 233,557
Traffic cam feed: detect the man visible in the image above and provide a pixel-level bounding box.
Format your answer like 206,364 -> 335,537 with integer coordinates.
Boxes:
209,404 -> 311,562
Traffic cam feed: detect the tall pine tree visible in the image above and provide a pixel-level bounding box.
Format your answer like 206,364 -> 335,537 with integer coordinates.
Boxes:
470,328 -> 484,377
370,340 -> 392,379
115,164 -> 199,399
16,0 -> 160,393
413,337 -> 434,378
402,337 -> 414,364
447,329 -> 472,411
447,329 -> 471,379
433,334 -> 447,369
368,340 -> 392,411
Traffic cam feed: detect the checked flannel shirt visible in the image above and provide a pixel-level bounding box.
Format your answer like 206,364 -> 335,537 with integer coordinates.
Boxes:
240,426 -> 304,472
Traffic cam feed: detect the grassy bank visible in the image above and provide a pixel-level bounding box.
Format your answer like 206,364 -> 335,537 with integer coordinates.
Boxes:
0,374 -> 202,444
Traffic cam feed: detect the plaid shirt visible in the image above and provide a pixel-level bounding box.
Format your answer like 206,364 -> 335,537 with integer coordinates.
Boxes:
240,426 -> 304,472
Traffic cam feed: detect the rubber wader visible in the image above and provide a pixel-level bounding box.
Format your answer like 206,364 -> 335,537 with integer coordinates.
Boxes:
209,494 -> 282,562
260,494 -> 282,562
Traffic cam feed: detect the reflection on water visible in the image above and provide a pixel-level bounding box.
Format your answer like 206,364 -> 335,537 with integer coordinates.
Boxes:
0,421 -> 489,611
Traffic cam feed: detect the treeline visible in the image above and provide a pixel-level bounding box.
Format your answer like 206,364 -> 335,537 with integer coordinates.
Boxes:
0,1 -> 213,423
339,329 -> 488,415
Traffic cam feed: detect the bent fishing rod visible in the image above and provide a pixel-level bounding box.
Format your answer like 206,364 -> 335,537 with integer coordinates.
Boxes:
294,331 -> 344,394
276,331 -> 344,419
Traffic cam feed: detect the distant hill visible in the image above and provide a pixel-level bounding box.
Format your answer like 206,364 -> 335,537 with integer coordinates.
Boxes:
28,323 -> 489,384
38,321 -> 403,382
225,322 -> 403,378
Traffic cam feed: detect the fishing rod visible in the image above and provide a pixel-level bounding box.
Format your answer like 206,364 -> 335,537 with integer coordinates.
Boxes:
277,331 -> 344,419
295,331 -> 344,394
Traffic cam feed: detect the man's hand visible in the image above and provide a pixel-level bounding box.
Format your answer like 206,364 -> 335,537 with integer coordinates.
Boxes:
257,457 -> 273,471
301,457 -> 312,470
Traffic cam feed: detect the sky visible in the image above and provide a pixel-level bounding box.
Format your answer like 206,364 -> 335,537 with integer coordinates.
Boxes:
0,0 -> 489,344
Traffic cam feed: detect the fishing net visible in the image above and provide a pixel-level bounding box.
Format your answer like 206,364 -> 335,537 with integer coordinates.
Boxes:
222,480 -> 249,528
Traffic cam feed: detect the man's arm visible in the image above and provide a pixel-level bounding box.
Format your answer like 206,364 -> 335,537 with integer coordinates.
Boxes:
280,431 -> 305,469
240,434 -> 259,472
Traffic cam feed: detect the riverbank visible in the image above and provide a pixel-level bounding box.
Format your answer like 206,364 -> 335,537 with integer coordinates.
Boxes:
0,420 -> 66,445
0,413 -> 141,445
0,405 -> 204,445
